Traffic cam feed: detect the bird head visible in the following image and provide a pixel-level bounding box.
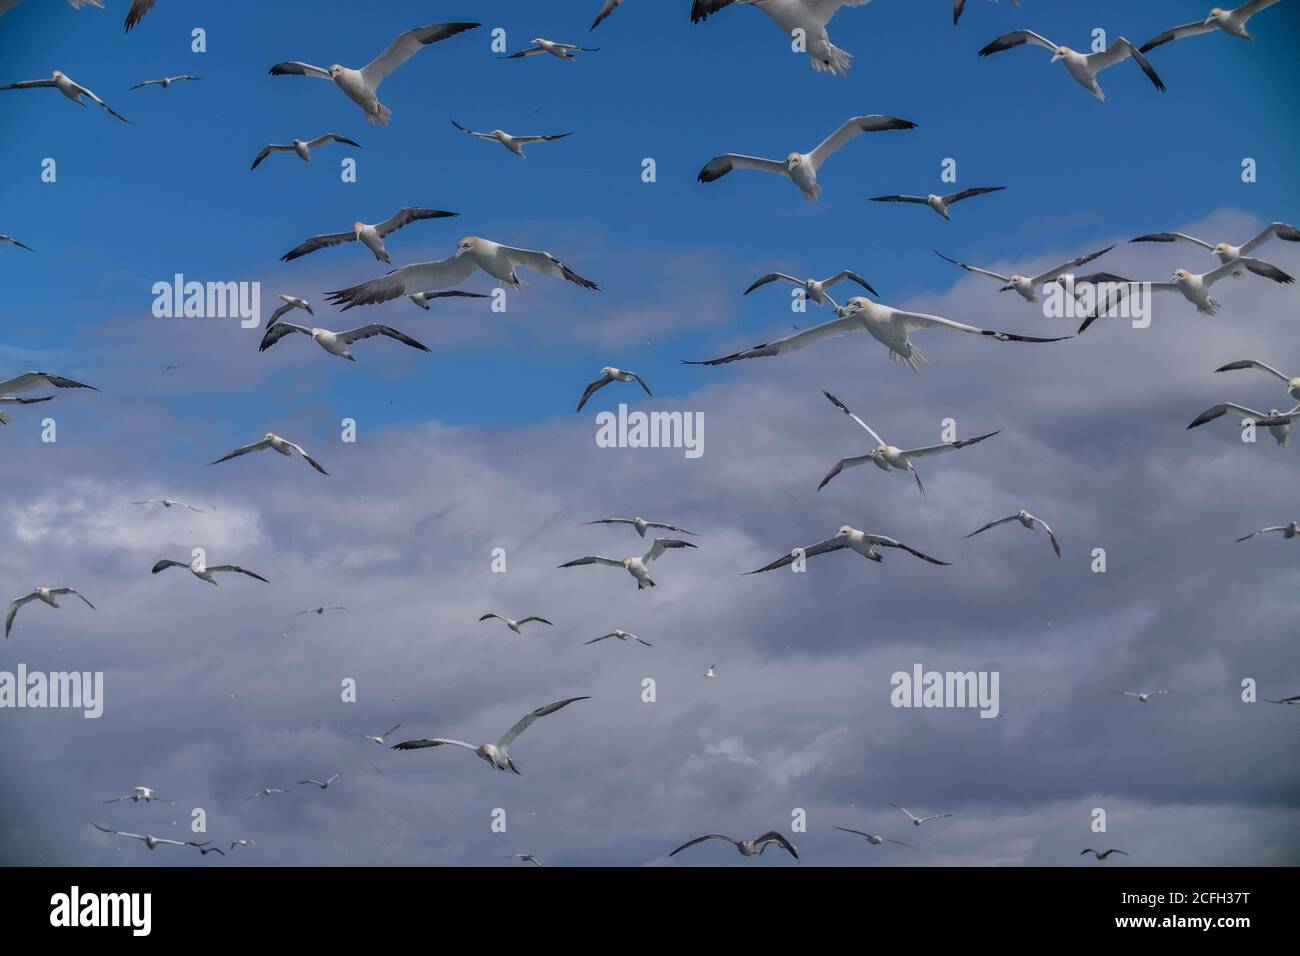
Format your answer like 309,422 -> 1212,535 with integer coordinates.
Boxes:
835,525 -> 854,538
352,222 -> 365,238
1206,9 -> 1224,23
1212,242 -> 1231,254
785,152 -> 802,169
1172,268 -> 1191,282
328,65 -> 344,77
264,432 -> 276,442
455,237 -> 478,258
1050,46 -> 1070,62
600,366 -> 616,377
621,557 -> 634,568
51,70 -> 65,80
531,38 -> 545,46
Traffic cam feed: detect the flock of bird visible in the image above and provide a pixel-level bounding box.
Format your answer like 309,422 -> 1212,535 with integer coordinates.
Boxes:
2,0 -> 1295,866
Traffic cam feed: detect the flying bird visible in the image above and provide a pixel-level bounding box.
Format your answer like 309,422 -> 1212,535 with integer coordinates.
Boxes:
259,322 -> 431,361
245,788 -> 287,800
6,587 -> 95,639
1235,521 -> 1299,542
870,186 -> 1005,221
698,114 -> 916,200
891,804 -> 953,827
1213,359 -> 1300,402
935,246 -> 1114,301
502,38 -> 599,60
577,367 -> 652,412
298,774 -> 341,790
130,74 -> 200,90
510,852 -> 544,866
391,696 -> 590,774
0,235 -> 33,251
280,208 -> 457,264
967,509 -> 1060,557
954,0 -> 1020,26
251,134 -> 360,170
299,606 -> 346,615
451,119 -> 572,157
1,70 -> 130,121
1129,222 -> 1299,278
585,629 -> 652,647
211,433 -> 329,475
834,827 -> 913,847
102,787 -> 172,804
818,390 -> 999,494
744,269 -> 876,303
1140,1 -> 1282,52
131,498 -> 203,512
559,538 -> 698,589
478,613 -> 553,634
747,526 -> 949,573
230,840 -> 258,850
151,557 -> 269,586
689,0 -> 873,76
266,294 -> 314,327
1187,402 -> 1298,446
669,830 -> 798,860
269,22 -> 480,125
704,665 -> 716,678
1119,690 -> 1170,703
1101,260 -> 1292,320
591,0 -> 624,30
362,724 -> 401,745
92,823 -> 201,851
978,30 -> 1166,101
1080,848 -> 1129,859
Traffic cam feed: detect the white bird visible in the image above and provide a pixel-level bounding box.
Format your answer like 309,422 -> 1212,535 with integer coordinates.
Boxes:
1119,690 -> 1170,703
935,246 -> 1114,301
102,786 -> 172,804
259,322 -> 431,362
1140,1 -> 1283,52
818,390 -> 999,494
407,289 -> 488,310
967,509 -> 1060,557
93,823 -> 206,851
577,367 -> 652,412
744,269 -> 876,303
0,234 -> 33,251
690,0 -> 873,76
870,186 -> 1005,220
1130,222 -> 1299,278
697,114 -> 916,200
1235,521 -> 1299,543
131,498 -> 203,512
251,134 -> 360,171
669,830 -> 798,860
583,517 -> 697,538
130,74 -> 200,90
834,826 -> 913,847
152,556 -> 269,586
704,665 -> 716,678
891,804 -> 953,827
685,294 -> 1068,371
211,433 -> 329,475
1,70 -> 130,121
326,237 -> 600,309
266,294 -> 314,328
245,788 -> 287,800
1080,848 -> 1129,859
559,538 -> 698,589
280,208 -> 457,264
1187,401 -> 1298,446
298,773 -> 341,790
585,629 -> 652,647
978,30 -> 1166,101
1139,260 -> 1290,317
450,119 -> 572,158
361,724 -> 401,746
391,697 -> 590,774
299,605 -> 346,616
591,0 -> 624,30
229,840 -> 258,850
502,38 -> 600,60
510,852 -> 544,866
6,587 -> 95,639
747,525 -> 949,573
1214,359 -> 1300,401
954,0 -> 1019,26
269,22 -> 480,125
479,613 -> 554,634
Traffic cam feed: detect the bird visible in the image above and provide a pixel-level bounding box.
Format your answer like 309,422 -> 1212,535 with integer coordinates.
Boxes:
1,70 -> 130,121
299,606 -> 346,616
746,526 -> 949,573
576,367 -> 652,412
697,114 -> 916,200
870,186 -> 1005,221
361,724 -> 401,746
211,433 -> 329,475
391,696 -> 590,774
954,0 -> 1019,26
818,390 -> 999,494
1235,521 -> 1299,543
229,839 -> 258,850
297,774 -> 341,790
502,38 -> 599,60
1140,1 -> 1282,52
6,587 -> 95,639
935,246 -> 1114,301
585,629 -> 652,647
245,788 -> 287,800
259,322 -> 431,362
834,827 -> 913,847
0,235 -> 33,252
1119,690 -> 1170,703
195,845 -> 225,857
704,665 -> 716,678
151,556 -> 269,586
478,613 -> 554,634
326,237 -> 600,309
102,787 -> 172,804
684,294 -> 1069,371
268,22 -> 480,125
1080,848 -> 1129,859
266,294 -> 314,328
407,289 -> 488,310
1213,359 -> 1300,402
280,208 -> 456,264
891,804 -> 953,827
669,830 -> 798,860
1263,693 -> 1300,705
131,498 -> 202,512
93,823 -> 200,851
591,0 -> 624,30
0,372 -> 98,425
744,269 -> 877,303
966,510 -> 1061,557
130,74 -> 200,90
1129,222 -> 1299,278
689,0 -> 873,76
1118,260 -> 1292,319
583,517 -> 697,538
978,30 -> 1166,101
450,119 -> 572,157
559,538 -> 698,589
1187,402 -> 1299,446
251,134 -> 360,171
510,852 -> 544,866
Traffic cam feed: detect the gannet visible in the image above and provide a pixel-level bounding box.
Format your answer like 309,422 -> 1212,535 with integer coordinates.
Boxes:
6,587 -> 95,639
502,38 -> 599,60
211,433 -> 329,475
891,804 -> 953,826
1187,402 -> 1298,446
698,114 -> 916,200
269,22 -> 480,125
408,290 -> 488,310
245,788 -> 287,800
152,556 -> 269,586
870,186 -> 1005,220
967,509 -> 1060,557
1130,222 -> 1299,277
704,665 -> 716,678
0,235 -> 33,251
1215,360 -> 1300,401
690,0 -> 873,76
577,367 -> 652,412
130,74 -> 200,90
1235,521 -> 1299,542
685,294 -> 1068,371
297,773 -> 341,790
510,853 -> 544,866
1142,260 -> 1291,316
747,526 -> 949,573
391,697 -> 590,774
450,119 -> 572,157
1140,1 -> 1282,52
102,786 -> 172,804
935,246 -> 1114,301
978,30 -> 1166,101
1080,848 -> 1129,859
478,613 -> 553,634
299,606 -> 346,616
954,0 -> 1019,26
362,725 -> 401,745
266,294 -> 314,327
251,134 -> 360,171
93,823 -> 207,852
1119,690 -> 1170,703
669,830 -> 798,860
585,629 -> 652,647
0,71 -> 129,121
834,827 -> 913,847
259,322 -> 431,361
326,237 -> 600,309
559,538 -> 698,589
280,208 -> 456,264
585,517 -> 696,538
818,390 -> 998,494
131,498 -> 203,512
1253,407 -> 1300,440
591,0 -> 624,30
744,269 -> 876,303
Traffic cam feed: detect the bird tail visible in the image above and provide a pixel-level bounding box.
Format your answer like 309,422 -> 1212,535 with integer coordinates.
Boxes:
891,344 -> 927,372
368,103 -> 393,126
811,42 -> 853,77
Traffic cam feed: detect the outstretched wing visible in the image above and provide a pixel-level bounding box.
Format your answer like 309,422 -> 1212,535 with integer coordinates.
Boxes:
966,515 -> 1019,538
210,438 -> 273,464
497,696 -> 590,748
123,0 -> 157,32
978,30 -> 1058,56
0,372 -> 99,395
1129,231 -> 1213,252
669,834 -> 738,856
643,538 -> 697,563
499,244 -> 600,290
391,737 -> 478,752
327,256 -> 480,310
338,325 -> 432,352
280,230 -> 356,262
745,537 -> 849,574
250,144 -> 293,170
935,250 -> 1011,283
207,565 -> 270,583
48,587 -> 96,609
867,536 -> 950,565
942,186 -> 1005,205
281,439 -> 330,475
306,133 -> 361,149
258,323 -> 311,352
1241,221 -> 1300,254
753,831 -> 799,859
822,390 -> 885,445
1030,246 -> 1115,284
1187,402 -> 1268,429
150,559 -> 189,574
901,430 -> 1000,458
1138,20 -> 1217,53
267,61 -> 333,80
817,454 -> 874,491
1215,359 -> 1291,384
1087,37 -> 1165,92
808,115 -> 917,171
558,555 -> 624,569
891,307 -> 1071,344
373,207 -> 457,238
697,153 -> 787,183
361,23 -> 480,89
684,313 -> 864,365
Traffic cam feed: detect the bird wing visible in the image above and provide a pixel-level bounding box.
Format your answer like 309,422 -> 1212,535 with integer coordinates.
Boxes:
373,207 -> 457,238
48,587 -> 95,610
942,186 -> 1005,205
337,325 -> 432,351
150,559 -> 189,574
1139,20 -> 1217,53
558,555 -> 624,568
1088,37 -> 1165,91
247,145 -> 287,172
823,271 -> 878,295
817,454 -> 875,491
1215,359 -> 1290,383
821,390 -> 885,444
1203,259 -> 1247,286
745,536 -> 849,574
966,515 -> 1020,538
207,566 -> 270,583
645,521 -> 693,534
809,115 -> 917,171
834,826 -> 874,839
479,613 -> 505,623
497,696 -> 590,748
5,592 -> 39,637
450,118 -> 492,139
511,132 -> 573,144
683,313 -> 864,365
123,0 -> 156,32
978,30 -> 1058,56
210,438 -> 272,465
628,372 -> 653,397
1030,516 -> 1062,556
0,372 -> 98,395
307,133 -> 361,149
503,45 -> 548,59
935,250 -> 1011,283
870,195 -> 929,205
281,439 -> 330,475
1241,221 -> 1300,254
902,430 -> 1000,458
1030,246 -> 1115,284
268,61 -> 333,80
1129,231 -> 1214,251
643,538 -> 697,564
280,230 -> 357,262
668,834 -> 738,856
1239,257 -> 1294,284
866,536 -> 951,565
753,831 -> 799,858
517,617 -> 553,626
361,23 -> 480,88
382,724 -> 402,738
697,153 -> 787,182
258,323 -> 311,351
130,79 -> 162,89
743,273 -> 800,295
326,255 -> 480,310
391,737 -> 478,752
891,307 -> 1071,344
498,243 -> 601,289
591,0 -> 622,31
265,302 -> 296,326
576,374 -> 613,412
1187,403 -> 1268,429
890,803 -> 919,821
1,78 -> 58,90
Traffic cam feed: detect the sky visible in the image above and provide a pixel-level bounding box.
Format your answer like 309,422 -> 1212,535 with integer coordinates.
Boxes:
0,0 -> 1298,867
